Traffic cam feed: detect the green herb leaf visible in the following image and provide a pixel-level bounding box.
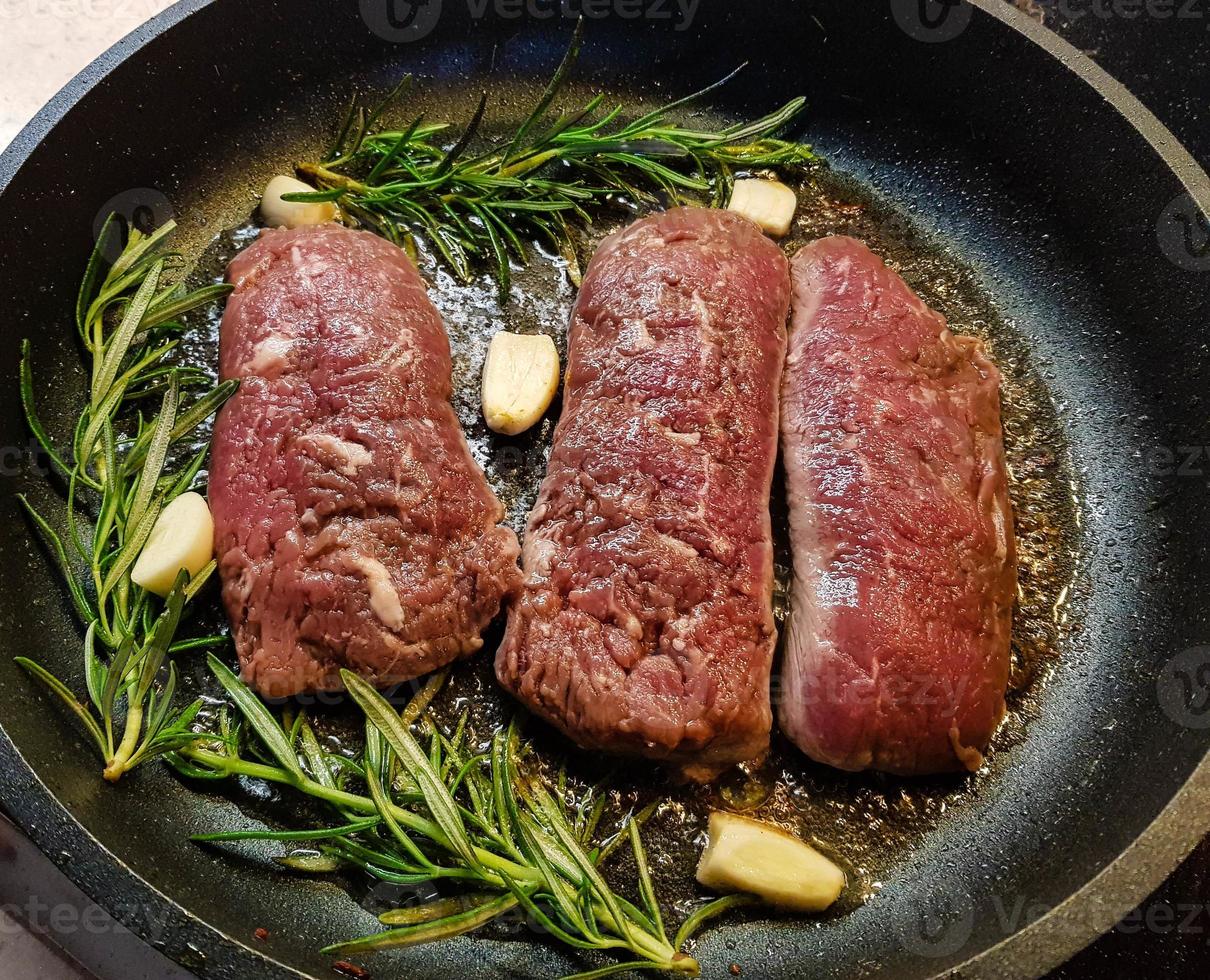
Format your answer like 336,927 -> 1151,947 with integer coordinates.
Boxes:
294,25 -> 812,293
194,818 -> 383,844
324,891 -> 520,954
207,654 -> 306,783
672,893 -> 757,951
20,216 -> 234,781
342,670 -> 479,869
14,657 -> 107,755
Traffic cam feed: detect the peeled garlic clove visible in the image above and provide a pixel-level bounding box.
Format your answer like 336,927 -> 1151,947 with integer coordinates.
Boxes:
482,332 -> 560,436
726,178 -> 798,237
260,175 -> 337,229
131,492 -> 215,598
696,811 -> 845,913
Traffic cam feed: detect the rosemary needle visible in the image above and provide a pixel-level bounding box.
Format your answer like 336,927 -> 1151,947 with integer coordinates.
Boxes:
182,659 -> 749,977
16,215 -> 235,781
287,21 -> 815,296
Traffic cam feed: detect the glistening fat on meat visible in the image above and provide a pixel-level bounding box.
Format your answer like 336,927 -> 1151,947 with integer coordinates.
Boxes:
496,207 -> 790,781
209,225 -> 521,697
779,236 -> 1016,775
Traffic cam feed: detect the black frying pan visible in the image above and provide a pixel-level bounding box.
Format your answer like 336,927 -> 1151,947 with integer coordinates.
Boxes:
2,1 -> 1209,977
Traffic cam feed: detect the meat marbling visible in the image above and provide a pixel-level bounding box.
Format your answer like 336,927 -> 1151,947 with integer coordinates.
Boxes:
496,208 -> 790,781
210,224 -> 521,697
779,236 -> 1016,775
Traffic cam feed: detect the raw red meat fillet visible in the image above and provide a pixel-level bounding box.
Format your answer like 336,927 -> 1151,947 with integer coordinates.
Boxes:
210,224 -> 520,697
779,236 -> 1016,774
496,208 -> 790,780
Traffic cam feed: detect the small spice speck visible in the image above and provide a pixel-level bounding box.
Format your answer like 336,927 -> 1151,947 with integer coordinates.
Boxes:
254,928 -> 269,942
729,965 -> 742,976
333,961 -> 370,980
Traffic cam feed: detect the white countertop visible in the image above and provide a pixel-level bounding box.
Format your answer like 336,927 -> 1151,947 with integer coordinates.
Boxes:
0,0 -> 177,151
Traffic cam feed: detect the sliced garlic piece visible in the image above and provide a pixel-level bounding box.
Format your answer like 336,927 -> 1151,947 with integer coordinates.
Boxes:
726,178 -> 798,237
696,811 -> 845,912
131,492 -> 215,598
482,332 -> 560,436
260,175 -> 338,229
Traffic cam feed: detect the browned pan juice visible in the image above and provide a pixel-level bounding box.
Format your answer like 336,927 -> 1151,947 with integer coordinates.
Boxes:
181,105 -> 1083,937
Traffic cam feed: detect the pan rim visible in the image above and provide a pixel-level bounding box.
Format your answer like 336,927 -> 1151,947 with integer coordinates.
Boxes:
950,3 -> 1210,975
0,0 -> 211,191
0,1 -> 1207,977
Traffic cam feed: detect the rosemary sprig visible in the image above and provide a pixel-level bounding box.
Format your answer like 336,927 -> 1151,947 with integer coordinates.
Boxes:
181,658 -> 747,977
287,23 -> 814,295
17,215 -> 236,781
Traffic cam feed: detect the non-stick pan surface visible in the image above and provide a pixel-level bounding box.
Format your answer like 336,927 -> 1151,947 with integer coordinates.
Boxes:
2,1 -> 1209,978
